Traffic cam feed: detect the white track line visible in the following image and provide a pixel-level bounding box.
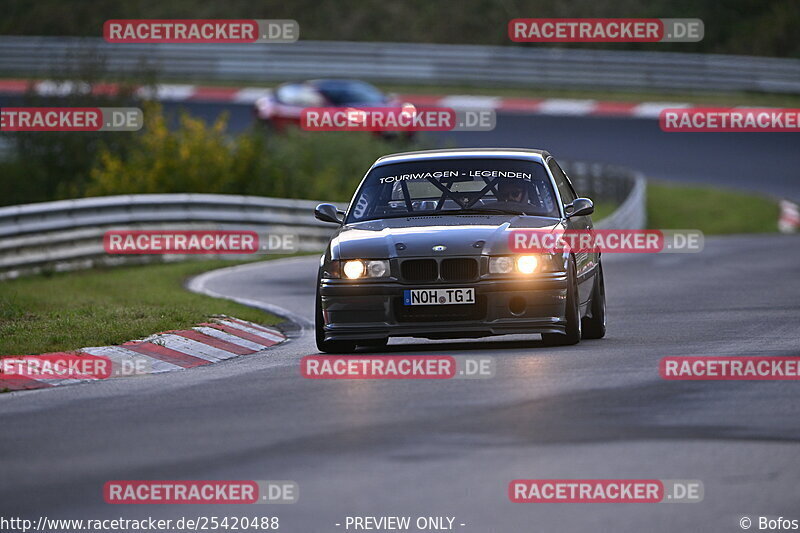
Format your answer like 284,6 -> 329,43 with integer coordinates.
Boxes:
438,95 -> 501,109
187,258 -> 313,330
135,84 -> 196,101
536,99 -> 598,115
234,87 -> 273,103
632,102 -> 692,118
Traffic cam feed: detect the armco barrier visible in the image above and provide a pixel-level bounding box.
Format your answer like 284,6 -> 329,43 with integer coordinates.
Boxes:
562,161 -> 647,231
0,36 -> 799,94
778,200 -> 799,233
0,194 -> 346,279
0,163 -> 646,279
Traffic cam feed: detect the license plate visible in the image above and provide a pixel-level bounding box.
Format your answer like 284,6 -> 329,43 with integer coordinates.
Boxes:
403,288 -> 475,306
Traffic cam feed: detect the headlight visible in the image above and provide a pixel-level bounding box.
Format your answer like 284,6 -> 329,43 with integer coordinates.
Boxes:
343,260 -> 366,279
489,256 -> 515,274
341,259 -> 390,279
516,255 -> 539,274
489,254 -> 558,275
366,260 -> 388,278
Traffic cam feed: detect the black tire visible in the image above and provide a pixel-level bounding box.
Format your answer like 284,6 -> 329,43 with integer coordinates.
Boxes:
582,262 -> 607,339
315,286 -> 356,354
541,259 -> 581,346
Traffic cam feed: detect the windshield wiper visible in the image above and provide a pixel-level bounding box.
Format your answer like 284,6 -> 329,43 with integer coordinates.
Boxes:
456,207 -> 527,216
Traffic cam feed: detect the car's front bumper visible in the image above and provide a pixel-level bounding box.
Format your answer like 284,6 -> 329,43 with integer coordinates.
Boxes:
319,274 -> 568,341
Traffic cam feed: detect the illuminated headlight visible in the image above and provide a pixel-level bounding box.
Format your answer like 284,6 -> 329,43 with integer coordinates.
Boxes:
343,260 -> 366,279
490,254 -> 554,274
516,255 -> 539,274
342,259 -> 389,279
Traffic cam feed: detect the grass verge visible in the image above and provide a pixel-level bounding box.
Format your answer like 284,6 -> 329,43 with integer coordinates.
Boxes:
592,202 -> 617,221
647,182 -> 779,234
0,259 -> 283,356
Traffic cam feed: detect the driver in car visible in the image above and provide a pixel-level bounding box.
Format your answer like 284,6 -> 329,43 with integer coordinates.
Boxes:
496,179 -> 528,203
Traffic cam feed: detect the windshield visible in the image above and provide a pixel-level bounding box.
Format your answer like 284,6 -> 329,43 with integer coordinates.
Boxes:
317,81 -> 387,105
347,158 -> 560,223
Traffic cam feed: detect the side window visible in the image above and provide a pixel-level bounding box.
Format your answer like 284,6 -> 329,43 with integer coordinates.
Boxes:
547,158 -> 577,205
275,84 -> 325,106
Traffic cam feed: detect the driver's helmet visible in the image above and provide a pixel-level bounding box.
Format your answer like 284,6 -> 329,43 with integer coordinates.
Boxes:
497,179 -> 528,203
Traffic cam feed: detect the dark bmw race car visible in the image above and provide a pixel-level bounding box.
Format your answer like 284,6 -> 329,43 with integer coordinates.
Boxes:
313,148 -> 606,353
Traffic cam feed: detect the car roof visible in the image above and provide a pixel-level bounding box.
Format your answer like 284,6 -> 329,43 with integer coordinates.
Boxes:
373,148 -> 551,167
278,79 -> 377,89
308,79 -> 376,89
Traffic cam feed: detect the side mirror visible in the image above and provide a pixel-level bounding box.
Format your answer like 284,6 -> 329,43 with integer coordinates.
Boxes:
315,203 -> 343,224
565,198 -> 594,218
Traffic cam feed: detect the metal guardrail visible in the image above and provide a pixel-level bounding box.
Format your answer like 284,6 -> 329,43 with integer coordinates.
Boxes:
562,162 -> 647,231
1,36 -> 799,94
0,164 -> 645,280
0,194 -> 345,279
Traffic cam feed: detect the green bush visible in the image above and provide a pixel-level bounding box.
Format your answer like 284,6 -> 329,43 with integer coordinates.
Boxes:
87,105 -> 419,202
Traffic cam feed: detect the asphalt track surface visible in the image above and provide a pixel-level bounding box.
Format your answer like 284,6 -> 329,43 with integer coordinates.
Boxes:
1,105 -> 799,532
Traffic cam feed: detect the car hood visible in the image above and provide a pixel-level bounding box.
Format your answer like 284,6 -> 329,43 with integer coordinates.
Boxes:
330,215 -> 562,259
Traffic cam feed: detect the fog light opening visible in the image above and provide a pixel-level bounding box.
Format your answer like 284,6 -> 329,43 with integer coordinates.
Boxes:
509,296 -> 527,316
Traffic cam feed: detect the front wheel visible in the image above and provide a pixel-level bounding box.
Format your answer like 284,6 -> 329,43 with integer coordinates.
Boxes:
582,262 -> 606,339
541,260 -> 581,346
